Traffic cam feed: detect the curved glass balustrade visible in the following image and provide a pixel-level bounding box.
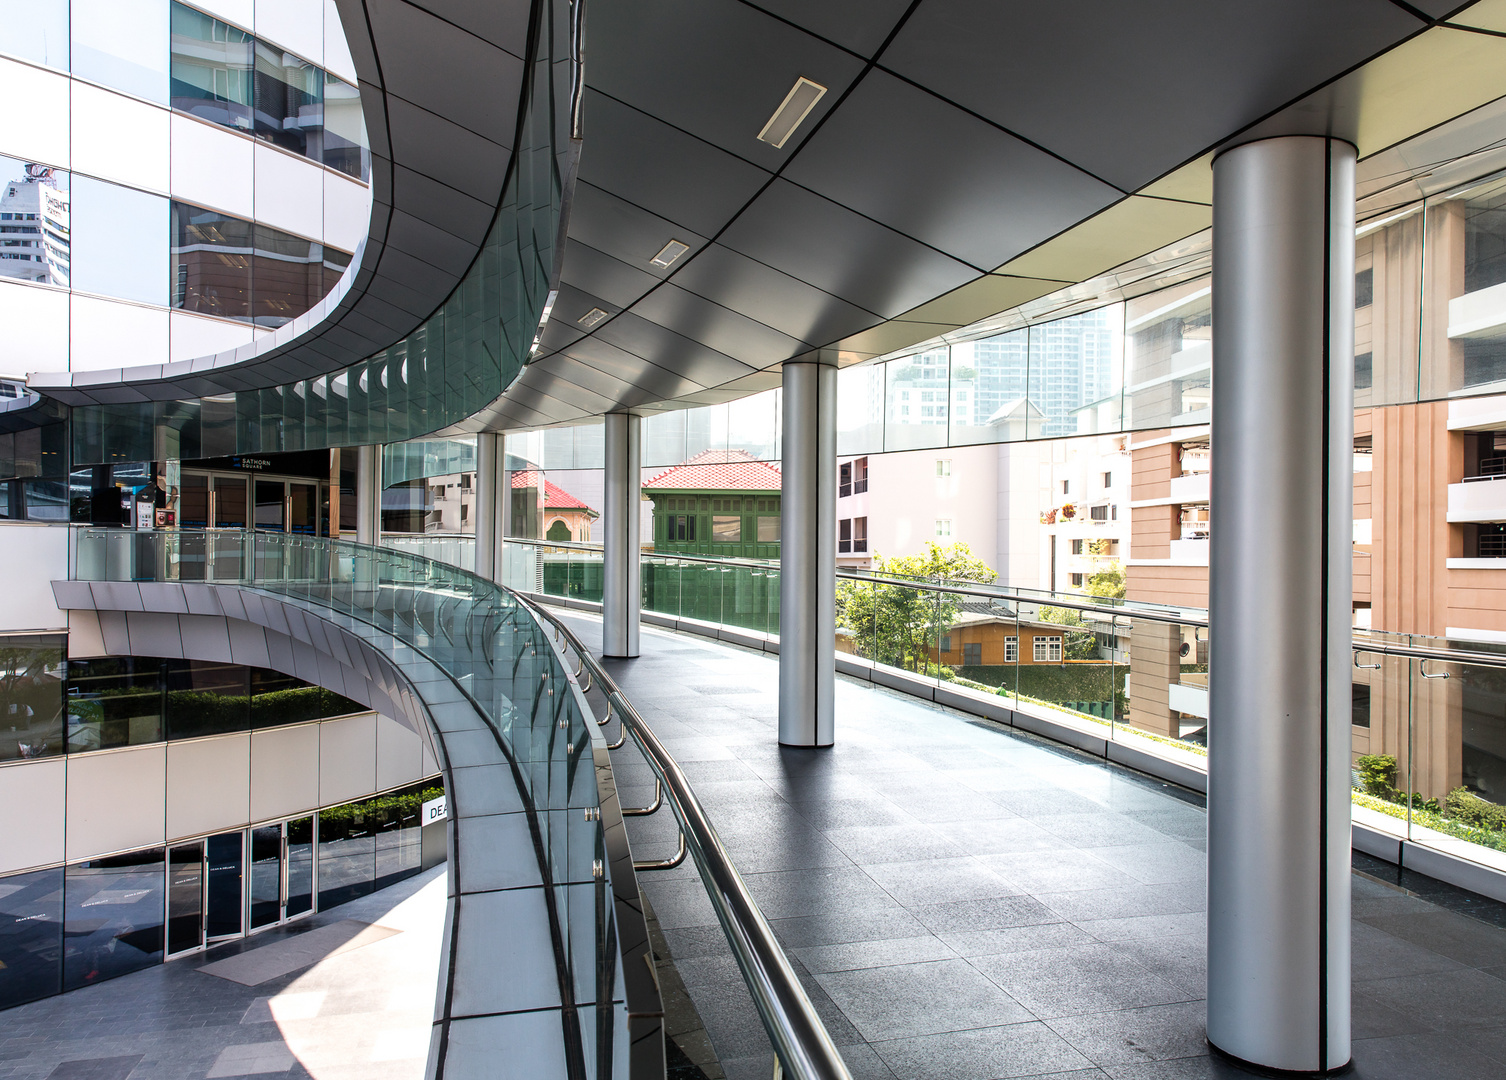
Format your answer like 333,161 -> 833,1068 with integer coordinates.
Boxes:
68,527 -> 635,1078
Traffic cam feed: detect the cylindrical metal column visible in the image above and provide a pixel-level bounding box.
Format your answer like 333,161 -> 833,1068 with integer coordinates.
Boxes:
1208,135 -> 1355,1074
603,412 -> 641,658
778,362 -> 837,747
474,433 -> 499,580
354,444 -> 382,547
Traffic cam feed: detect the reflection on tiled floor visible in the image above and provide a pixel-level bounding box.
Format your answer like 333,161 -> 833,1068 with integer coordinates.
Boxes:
567,614 -> 1506,1080
0,867 -> 444,1080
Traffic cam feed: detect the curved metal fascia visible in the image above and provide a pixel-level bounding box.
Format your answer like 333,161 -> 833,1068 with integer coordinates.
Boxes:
31,0 -> 542,408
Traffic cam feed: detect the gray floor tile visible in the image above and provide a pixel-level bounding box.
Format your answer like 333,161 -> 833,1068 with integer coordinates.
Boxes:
863,855 -> 1023,907
871,1021 -> 1097,1080
794,935 -> 956,974
1346,1032 -> 1506,1079
770,905 -> 932,950
814,959 -> 1033,1041
911,894 -> 1064,935
939,922 -> 1099,958
823,823 -> 968,866
1045,1001 -> 1209,1066
977,850 -> 1142,895
1355,967 -> 1506,1031
972,944 -> 1196,1019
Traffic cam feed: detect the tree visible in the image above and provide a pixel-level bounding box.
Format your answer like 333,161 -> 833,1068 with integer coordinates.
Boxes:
1037,562 -> 1124,661
1084,562 -> 1126,600
836,542 -> 995,672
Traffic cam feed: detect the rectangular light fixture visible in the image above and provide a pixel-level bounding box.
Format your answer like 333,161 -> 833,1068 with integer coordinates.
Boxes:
757,77 -> 827,149
651,239 -> 690,269
578,307 -> 608,328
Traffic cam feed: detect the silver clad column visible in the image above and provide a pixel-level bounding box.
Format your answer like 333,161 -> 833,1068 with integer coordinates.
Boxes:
354,444 -> 382,547
778,361 -> 837,747
1208,136 -> 1354,1073
603,412 -> 641,658
474,433 -> 499,580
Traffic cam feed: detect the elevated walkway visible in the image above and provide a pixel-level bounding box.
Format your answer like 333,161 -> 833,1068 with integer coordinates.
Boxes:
556,609 -> 1506,1079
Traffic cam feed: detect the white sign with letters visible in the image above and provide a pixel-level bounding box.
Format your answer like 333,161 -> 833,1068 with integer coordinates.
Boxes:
422,795 -> 448,825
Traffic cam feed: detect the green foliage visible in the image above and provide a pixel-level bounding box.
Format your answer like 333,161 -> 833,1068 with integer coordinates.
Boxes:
1036,607 -> 1100,660
1084,563 -> 1126,599
1445,787 -> 1506,832
836,543 -> 995,673
1355,754 -> 1399,798
317,785 -> 444,829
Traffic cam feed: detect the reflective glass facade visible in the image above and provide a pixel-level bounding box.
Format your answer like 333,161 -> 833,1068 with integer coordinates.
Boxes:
0,779 -> 440,1010
1,642 -> 364,762
169,2 -> 369,182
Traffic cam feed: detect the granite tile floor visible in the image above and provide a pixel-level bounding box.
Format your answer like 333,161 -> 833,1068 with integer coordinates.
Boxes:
0,866 -> 445,1080
564,613 -> 1506,1080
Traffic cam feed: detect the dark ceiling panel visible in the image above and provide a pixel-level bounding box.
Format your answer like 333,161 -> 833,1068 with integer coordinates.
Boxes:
564,182 -> 710,275
366,0 -> 526,142
576,92 -> 772,237
559,240 -> 662,310
585,0 -> 866,169
384,96 -> 511,203
882,0 -> 1424,191
592,312 -> 758,387
741,0 -> 917,58
783,70 -> 1120,270
390,165 -> 497,241
403,0 -> 533,55
717,178 -> 976,319
667,242 -> 885,346
563,336 -> 709,397
629,282 -> 809,363
382,210 -> 480,277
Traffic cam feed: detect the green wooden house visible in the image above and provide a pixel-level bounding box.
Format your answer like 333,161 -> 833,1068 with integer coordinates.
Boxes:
642,450 -> 783,559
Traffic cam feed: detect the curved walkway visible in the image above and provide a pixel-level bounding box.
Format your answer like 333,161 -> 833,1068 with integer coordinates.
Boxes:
559,611 -> 1506,1080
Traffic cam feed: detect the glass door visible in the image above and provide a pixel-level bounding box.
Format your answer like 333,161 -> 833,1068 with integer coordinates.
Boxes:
167,841 -> 205,956
205,831 -> 244,940
211,476 -> 248,529
289,483 -> 318,536
254,480 -> 286,532
287,817 -> 314,918
249,825 -> 283,930
179,474 -> 210,528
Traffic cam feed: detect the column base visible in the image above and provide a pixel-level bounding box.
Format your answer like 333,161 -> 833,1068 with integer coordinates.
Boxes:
777,741 -> 833,750
1208,1039 -> 1353,1078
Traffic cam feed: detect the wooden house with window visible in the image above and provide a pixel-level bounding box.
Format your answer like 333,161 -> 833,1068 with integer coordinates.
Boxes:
643,450 -> 782,558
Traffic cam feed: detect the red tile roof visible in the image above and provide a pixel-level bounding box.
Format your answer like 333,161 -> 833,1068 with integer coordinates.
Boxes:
643,449 -> 782,492
510,470 -> 598,514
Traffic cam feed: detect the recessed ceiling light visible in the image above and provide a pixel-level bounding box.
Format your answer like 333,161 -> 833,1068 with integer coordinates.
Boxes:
757,77 -> 827,149
651,239 -> 690,269
578,307 -> 609,328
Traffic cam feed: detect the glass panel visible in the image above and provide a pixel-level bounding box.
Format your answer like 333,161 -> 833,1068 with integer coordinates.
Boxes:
70,176 -> 169,306
289,482 -> 317,535
1123,279 -> 1212,431
1352,207 -> 1427,409
1421,175 -> 1506,398
66,657 -> 163,753
323,72 -> 369,182
251,223 -> 323,328
179,472 -> 209,528
950,329 -> 1027,444
63,848 -> 166,991
254,479 -> 284,531
249,825 -> 281,929
171,201 -> 252,321
213,476 -> 247,528
884,349 -> 949,452
0,156 -> 70,289
164,658 -> 249,739
1027,308 -> 1120,440
0,866 -> 63,1009
169,1 -> 254,133
0,633 -> 65,762
167,842 -> 203,955
252,39 -> 321,160
25,478 -> 68,521
205,831 -> 242,939
318,801 -> 375,911
71,0 -> 170,105
286,817 -> 313,917
0,0 -> 68,69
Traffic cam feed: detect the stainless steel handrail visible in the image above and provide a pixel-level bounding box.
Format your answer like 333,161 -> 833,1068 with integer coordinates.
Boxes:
516,594 -> 854,1080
